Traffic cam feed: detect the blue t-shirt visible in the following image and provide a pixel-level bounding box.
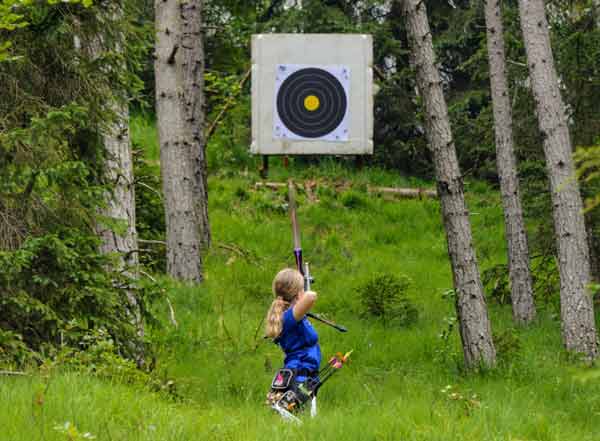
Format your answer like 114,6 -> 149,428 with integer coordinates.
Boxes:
276,308 -> 321,379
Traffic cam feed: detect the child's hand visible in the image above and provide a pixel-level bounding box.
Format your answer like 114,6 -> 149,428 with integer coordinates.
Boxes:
304,290 -> 318,299
293,290 -> 317,320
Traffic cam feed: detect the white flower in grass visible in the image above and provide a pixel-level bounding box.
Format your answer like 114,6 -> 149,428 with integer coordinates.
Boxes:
53,421 -> 96,440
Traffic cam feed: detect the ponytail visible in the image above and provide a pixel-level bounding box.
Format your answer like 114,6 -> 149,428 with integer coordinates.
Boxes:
265,268 -> 304,338
265,297 -> 289,338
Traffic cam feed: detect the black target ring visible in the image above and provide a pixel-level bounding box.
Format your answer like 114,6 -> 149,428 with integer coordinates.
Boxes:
276,67 -> 347,138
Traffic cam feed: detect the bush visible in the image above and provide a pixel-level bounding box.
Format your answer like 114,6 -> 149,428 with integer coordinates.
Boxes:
493,328 -> 523,366
482,263 -> 511,305
531,255 -> 560,312
482,256 -> 560,313
0,229 -> 156,367
355,273 -> 418,328
339,190 -> 368,209
48,327 -> 179,398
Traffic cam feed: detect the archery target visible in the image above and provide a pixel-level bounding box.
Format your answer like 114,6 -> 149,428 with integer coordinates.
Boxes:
251,33 -> 373,155
273,65 -> 350,141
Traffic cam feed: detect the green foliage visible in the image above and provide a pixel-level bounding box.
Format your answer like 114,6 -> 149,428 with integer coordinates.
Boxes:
0,1 -> 98,63
249,187 -> 288,215
493,327 -> 523,365
0,230 -> 142,365
531,255 -> 561,312
132,139 -> 166,273
53,421 -> 97,441
0,329 -> 30,366
339,190 -> 368,209
482,256 -> 561,313
2,1 -> 600,438
0,0 -> 155,368
3,162 -> 600,440
433,288 -> 462,368
575,143 -> 600,211
551,2 -> 600,148
482,263 -> 511,305
47,327 -> 178,397
355,273 -> 418,328
437,384 -> 482,416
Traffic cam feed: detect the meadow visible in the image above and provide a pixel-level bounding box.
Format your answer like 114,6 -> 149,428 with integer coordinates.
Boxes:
2,119 -> 600,441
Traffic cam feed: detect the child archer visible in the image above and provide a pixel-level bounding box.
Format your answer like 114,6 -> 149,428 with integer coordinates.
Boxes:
265,268 -> 321,415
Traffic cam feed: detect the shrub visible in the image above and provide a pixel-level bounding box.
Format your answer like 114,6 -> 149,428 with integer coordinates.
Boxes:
0,229 -> 157,367
493,328 -> 523,366
482,263 -> 511,305
531,255 -> 560,312
482,256 -> 560,313
48,327 -> 179,398
339,190 -> 368,209
355,273 -> 418,328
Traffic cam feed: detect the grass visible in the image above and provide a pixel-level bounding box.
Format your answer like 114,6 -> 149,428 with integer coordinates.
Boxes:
2,118 -> 600,441
130,113 -> 160,163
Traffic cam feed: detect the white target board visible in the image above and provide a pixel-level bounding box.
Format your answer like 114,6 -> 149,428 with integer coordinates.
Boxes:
251,34 -> 373,155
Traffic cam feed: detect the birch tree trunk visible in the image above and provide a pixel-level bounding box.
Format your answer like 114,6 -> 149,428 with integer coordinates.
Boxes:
518,0 -> 597,359
155,0 -> 204,282
181,0 -> 211,250
485,0 -> 536,325
402,0 -> 496,369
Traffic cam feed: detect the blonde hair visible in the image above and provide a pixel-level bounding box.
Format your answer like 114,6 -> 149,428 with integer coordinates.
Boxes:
265,268 -> 304,338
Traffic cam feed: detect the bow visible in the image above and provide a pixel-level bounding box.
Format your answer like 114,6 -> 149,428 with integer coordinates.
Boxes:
287,179 -> 348,333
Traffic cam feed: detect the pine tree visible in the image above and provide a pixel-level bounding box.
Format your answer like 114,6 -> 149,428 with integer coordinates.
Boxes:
402,0 -> 496,369
485,0 -> 536,324
518,0 -> 597,358
155,0 -> 206,282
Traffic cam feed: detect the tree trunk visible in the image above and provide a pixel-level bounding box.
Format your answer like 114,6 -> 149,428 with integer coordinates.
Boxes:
82,9 -> 144,365
402,0 -> 496,369
485,0 -> 536,325
155,0 -> 204,282
181,0 -> 211,250
518,0 -> 597,359
96,101 -> 145,366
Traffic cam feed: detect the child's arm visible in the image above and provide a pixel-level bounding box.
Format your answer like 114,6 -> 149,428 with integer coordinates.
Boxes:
292,290 -> 317,321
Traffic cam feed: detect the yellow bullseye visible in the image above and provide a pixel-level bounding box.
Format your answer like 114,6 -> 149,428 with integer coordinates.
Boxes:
304,95 -> 320,111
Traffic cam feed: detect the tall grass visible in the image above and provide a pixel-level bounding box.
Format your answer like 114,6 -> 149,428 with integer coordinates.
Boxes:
3,118 -> 600,441
130,113 -> 160,163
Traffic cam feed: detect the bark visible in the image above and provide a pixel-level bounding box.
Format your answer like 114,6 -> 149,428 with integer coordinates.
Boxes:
96,100 -> 145,366
485,0 -> 536,324
155,0 -> 204,282
518,0 -> 597,358
83,9 -> 144,365
181,0 -> 211,250
402,0 -> 496,369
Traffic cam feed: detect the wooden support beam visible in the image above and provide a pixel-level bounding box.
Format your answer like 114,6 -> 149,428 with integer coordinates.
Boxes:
368,186 -> 437,199
254,181 -> 437,199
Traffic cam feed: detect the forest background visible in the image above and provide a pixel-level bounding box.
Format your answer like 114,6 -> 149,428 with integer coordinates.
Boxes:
1,0 -> 600,440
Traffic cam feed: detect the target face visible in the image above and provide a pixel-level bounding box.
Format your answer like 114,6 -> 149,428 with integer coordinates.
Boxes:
274,65 -> 349,141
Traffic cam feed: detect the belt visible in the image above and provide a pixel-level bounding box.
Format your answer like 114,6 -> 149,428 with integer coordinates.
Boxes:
292,368 -> 318,377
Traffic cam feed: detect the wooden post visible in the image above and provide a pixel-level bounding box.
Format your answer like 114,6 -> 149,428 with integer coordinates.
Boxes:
260,155 -> 269,179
